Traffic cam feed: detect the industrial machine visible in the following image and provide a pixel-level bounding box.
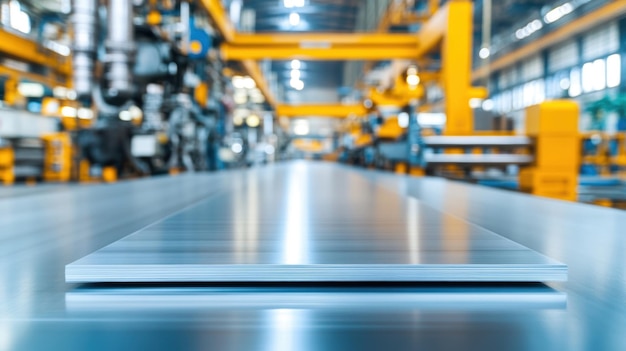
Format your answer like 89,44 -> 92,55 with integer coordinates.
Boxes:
70,0 -> 224,178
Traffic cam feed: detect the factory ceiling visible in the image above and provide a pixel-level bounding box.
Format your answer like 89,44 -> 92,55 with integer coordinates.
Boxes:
237,0 -> 564,103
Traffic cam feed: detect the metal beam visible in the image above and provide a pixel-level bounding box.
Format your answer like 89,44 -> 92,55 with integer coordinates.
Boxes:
221,44 -> 419,61
276,104 -> 367,118
240,59 -> 277,108
0,29 -> 70,76
198,0 -> 236,42
232,33 -> 420,46
441,0 -> 474,135
472,0 -> 626,81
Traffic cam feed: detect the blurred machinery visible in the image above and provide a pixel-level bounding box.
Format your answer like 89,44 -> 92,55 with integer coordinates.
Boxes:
70,0 -> 222,178
0,0 -> 239,183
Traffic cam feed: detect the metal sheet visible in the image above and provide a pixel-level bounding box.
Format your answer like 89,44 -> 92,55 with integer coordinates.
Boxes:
66,162 -> 566,283
423,136 -> 533,147
424,154 -> 534,165
4,163 -> 626,350
66,285 -> 567,312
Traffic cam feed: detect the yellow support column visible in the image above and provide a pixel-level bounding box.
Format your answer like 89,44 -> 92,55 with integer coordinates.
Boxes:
442,0 -> 474,135
520,101 -> 580,201
0,147 -> 15,185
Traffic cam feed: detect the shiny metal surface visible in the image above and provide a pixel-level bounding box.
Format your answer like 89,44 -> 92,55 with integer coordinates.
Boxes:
423,136 -> 533,147
424,154 -> 534,165
66,162 -> 565,283
2,161 -> 626,351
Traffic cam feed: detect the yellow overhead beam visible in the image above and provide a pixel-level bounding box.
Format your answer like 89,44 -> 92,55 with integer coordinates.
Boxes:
240,59 -> 277,107
198,0 -> 236,42
222,44 -> 419,61
232,33 -> 420,46
0,29 -> 70,76
472,0 -> 626,81
0,65 -> 67,87
276,104 -> 367,118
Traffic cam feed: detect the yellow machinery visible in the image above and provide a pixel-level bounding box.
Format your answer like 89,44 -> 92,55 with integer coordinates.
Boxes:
0,146 -> 15,185
41,133 -> 73,183
520,101 -> 580,201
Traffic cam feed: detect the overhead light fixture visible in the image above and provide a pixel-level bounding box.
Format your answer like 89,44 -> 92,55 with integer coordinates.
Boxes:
479,47 -> 490,59
291,60 -> 301,70
289,12 -> 300,26
284,0 -> 305,8
469,98 -> 483,109
293,120 -> 310,135
243,77 -> 256,89
232,76 -> 245,89
290,78 -> 304,91
290,69 -> 301,79
544,2 -> 574,24
246,114 -> 261,128
482,99 -> 494,111
515,19 -> 543,40
406,66 -> 420,88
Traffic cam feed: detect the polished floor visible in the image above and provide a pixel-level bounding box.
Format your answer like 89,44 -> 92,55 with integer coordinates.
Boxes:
67,163 -> 565,283
1,162 -> 625,350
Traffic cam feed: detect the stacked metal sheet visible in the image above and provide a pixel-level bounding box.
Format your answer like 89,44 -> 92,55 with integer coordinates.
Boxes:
66,162 -> 567,283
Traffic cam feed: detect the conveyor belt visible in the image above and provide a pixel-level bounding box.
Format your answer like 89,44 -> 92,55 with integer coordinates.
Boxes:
66,162 -> 565,283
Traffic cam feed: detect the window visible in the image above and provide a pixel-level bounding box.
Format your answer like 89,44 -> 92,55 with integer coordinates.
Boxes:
583,23 -> 619,61
521,55 -> 544,81
548,40 -> 578,73
607,54 -> 621,88
592,59 -> 606,91
582,62 -> 595,93
569,67 -> 582,97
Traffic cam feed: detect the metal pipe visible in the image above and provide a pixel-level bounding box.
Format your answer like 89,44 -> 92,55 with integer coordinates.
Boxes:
105,0 -> 135,102
71,0 -> 97,103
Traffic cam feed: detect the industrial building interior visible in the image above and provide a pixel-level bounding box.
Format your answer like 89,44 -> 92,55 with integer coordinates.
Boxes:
1,0 -> 625,350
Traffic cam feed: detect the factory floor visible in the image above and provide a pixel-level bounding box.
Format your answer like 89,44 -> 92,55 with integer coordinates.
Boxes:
1,162 -> 625,351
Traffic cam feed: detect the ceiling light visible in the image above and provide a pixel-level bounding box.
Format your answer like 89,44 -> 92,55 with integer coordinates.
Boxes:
469,98 -> 483,109
479,47 -> 490,59
289,12 -> 300,26
232,76 -> 245,89
293,120 -> 309,135
290,78 -> 304,91
243,77 -> 256,89
482,99 -> 494,111
544,3 -> 574,24
290,69 -> 301,79
246,114 -> 261,128
515,19 -> 543,40
291,60 -> 301,70
284,0 -> 304,8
